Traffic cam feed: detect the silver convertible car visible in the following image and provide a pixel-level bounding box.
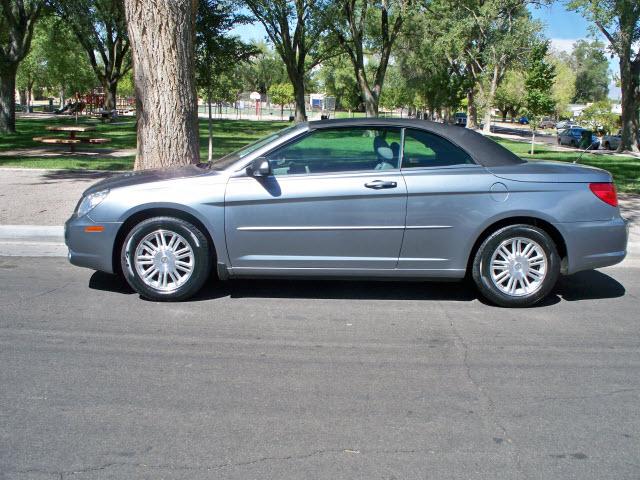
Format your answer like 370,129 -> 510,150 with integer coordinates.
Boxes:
65,119 -> 628,307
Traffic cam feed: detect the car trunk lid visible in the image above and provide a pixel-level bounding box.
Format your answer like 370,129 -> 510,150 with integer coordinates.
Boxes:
487,160 -> 612,184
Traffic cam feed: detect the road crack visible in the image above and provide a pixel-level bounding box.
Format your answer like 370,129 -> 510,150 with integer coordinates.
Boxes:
441,302 -> 530,480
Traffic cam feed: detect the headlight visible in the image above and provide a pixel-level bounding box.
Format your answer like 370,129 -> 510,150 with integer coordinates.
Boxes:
77,189 -> 109,217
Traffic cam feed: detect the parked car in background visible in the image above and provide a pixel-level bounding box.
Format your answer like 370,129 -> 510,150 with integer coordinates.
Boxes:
602,131 -> 622,150
555,120 -> 579,130
601,130 -> 640,150
518,116 -> 529,125
539,117 -> 556,129
454,112 -> 467,126
557,128 -> 600,149
65,118 -> 627,308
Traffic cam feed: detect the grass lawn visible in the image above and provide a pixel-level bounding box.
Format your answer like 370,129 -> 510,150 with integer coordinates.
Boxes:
0,117 -> 288,171
1,116 -> 638,193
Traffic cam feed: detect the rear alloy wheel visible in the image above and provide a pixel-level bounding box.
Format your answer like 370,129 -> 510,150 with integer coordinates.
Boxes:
472,225 -> 560,307
121,216 -> 212,301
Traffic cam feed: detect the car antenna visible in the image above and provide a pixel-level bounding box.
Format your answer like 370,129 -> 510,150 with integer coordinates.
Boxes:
573,143 -> 592,164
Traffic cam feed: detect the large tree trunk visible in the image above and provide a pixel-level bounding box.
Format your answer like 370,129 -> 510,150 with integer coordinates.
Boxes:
482,67 -> 500,134
292,75 -> 306,122
0,63 -> 18,134
363,93 -> 378,117
617,56 -> 640,153
466,88 -> 477,129
103,79 -> 118,111
355,68 -> 378,117
18,89 -> 27,109
124,0 -> 200,170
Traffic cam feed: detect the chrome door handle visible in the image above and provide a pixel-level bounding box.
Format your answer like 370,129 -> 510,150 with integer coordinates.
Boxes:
365,180 -> 397,189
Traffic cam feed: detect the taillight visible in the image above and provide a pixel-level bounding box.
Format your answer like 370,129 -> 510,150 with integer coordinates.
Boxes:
589,182 -> 618,207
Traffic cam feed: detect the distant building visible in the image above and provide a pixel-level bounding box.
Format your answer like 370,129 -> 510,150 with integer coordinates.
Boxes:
567,104 -> 587,118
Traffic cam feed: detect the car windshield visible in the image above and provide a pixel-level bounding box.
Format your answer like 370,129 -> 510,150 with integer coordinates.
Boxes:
207,125 -> 302,170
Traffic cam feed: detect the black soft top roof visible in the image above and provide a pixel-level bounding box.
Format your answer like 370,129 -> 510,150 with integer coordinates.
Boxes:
307,118 -> 525,167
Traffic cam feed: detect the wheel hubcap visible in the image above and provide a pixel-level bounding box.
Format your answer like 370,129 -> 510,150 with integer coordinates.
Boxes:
133,229 -> 195,292
489,237 -> 547,297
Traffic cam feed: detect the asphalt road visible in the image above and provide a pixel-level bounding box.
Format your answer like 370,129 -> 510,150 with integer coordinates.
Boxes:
1,257 -> 639,480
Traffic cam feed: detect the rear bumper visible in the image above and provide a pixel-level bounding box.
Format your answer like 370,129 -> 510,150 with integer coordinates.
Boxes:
65,214 -> 121,274
559,217 -> 628,274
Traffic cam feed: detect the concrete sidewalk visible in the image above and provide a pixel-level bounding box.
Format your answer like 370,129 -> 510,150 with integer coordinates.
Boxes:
0,167 -> 639,258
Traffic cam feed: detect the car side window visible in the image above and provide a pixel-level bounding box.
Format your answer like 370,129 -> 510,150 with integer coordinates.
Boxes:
265,127 -> 402,176
401,129 -> 474,168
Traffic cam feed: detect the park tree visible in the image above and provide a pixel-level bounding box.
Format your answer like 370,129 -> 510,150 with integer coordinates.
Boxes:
524,41 -> 556,154
237,43 -> 288,95
16,16 -> 95,108
424,0 -> 543,131
379,65 -> 411,115
54,0 -> 131,112
196,0 -> 256,161
494,70 -> 525,121
268,82 -> 294,119
395,13 -> 468,121
569,0 -> 639,152
15,20 -> 47,111
0,0 -> 45,133
243,0 -> 333,122
548,50 -> 576,118
317,55 -> 361,111
329,0 -> 411,117
570,40 -> 610,103
124,0 -> 200,169
579,100 -> 619,135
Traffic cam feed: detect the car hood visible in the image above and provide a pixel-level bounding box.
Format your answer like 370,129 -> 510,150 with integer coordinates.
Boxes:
487,160 -> 612,183
83,164 -> 217,195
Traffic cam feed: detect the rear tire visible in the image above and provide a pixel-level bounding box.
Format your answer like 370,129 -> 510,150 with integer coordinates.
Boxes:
120,216 -> 212,301
472,225 -> 560,307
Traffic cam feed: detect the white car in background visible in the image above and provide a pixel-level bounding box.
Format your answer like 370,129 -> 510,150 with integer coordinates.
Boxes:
602,130 -> 640,150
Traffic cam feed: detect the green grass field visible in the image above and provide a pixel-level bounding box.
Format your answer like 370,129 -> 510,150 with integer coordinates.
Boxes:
1,117 -> 638,193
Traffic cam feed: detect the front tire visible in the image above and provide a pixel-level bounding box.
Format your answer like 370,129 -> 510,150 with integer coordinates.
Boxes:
472,225 -> 560,307
121,216 -> 212,301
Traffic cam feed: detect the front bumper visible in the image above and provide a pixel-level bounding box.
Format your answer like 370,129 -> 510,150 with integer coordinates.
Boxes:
65,214 -> 122,274
559,217 -> 628,274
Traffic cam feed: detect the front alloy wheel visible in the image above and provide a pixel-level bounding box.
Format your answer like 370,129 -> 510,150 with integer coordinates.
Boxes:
121,216 -> 212,301
472,225 -> 560,307
133,230 -> 195,292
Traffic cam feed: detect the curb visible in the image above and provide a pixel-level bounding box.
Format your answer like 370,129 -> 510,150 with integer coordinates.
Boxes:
0,225 -> 64,240
0,226 -> 66,257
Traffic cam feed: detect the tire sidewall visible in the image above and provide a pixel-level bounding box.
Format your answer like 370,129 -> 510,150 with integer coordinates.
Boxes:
121,217 -> 212,301
472,225 -> 560,307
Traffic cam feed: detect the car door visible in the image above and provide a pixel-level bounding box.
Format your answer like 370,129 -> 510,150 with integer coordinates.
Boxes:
224,126 -> 407,272
398,128 -> 496,276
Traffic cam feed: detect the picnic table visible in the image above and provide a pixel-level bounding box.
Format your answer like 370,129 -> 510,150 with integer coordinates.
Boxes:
34,125 -> 110,153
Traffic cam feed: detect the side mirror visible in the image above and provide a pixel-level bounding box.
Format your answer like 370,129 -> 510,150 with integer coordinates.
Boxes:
247,157 -> 272,177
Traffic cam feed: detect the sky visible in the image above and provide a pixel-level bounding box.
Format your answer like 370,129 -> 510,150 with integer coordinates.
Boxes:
231,3 -> 621,100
